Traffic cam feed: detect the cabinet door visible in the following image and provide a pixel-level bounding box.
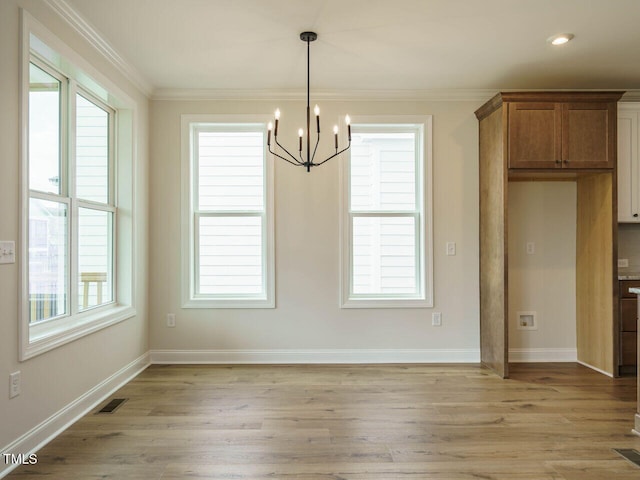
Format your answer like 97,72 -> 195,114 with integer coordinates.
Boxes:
508,102 -> 562,169
621,298 -> 638,332
562,102 -> 615,169
621,332 -> 637,366
618,111 -> 639,222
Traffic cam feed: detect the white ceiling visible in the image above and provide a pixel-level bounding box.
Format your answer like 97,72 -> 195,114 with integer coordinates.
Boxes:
64,0 -> 640,96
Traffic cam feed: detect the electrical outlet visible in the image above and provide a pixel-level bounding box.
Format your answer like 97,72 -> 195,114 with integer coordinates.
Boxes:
0,241 -> 15,264
517,311 -> 537,330
9,371 -> 20,399
446,242 -> 456,256
167,313 -> 176,328
432,312 -> 442,326
526,242 -> 535,255
619,258 -> 630,268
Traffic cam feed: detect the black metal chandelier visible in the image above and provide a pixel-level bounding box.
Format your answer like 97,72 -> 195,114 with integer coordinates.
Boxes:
267,31 -> 351,172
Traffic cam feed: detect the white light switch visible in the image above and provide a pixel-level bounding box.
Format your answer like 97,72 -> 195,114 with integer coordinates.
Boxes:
9,371 -> 21,398
446,242 -> 456,256
0,241 -> 15,264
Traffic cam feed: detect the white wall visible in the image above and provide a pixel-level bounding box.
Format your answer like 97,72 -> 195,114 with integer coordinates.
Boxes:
508,182 -> 577,358
0,0 -> 148,456
149,98 -> 481,359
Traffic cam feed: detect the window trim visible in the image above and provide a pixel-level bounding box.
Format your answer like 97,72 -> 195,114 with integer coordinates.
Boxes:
339,115 -> 433,308
19,10 -> 136,360
181,114 -> 275,309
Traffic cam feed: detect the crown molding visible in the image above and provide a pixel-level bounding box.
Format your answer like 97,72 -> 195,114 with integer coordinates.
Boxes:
151,88 -> 498,102
44,0 -> 153,97
152,87 -> 640,103
621,90 -> 640,102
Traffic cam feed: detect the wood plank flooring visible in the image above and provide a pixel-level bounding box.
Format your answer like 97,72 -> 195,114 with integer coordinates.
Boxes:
6,363 -> 640,479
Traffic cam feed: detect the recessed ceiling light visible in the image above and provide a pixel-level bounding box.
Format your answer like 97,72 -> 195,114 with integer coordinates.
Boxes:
548,33 -> 574,46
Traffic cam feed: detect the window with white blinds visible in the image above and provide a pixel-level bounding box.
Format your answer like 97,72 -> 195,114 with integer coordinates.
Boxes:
342,119 -> 433,308
184,121 -> 274,308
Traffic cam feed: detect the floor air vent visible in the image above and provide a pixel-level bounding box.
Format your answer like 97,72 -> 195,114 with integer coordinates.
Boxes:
96,398 -> 128,414
614,449 -> 640,467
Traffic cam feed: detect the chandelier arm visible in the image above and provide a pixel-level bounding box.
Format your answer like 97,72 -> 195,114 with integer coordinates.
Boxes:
274,137 -> 305,165
268,145 -> 305,166
314,140 -> 352,167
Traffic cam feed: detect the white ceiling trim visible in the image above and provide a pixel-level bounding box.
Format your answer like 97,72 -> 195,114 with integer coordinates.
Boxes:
152,87 -> 640,103
621,91 -> 640,101
44,0 -> 153,97
151,88 -> 499,102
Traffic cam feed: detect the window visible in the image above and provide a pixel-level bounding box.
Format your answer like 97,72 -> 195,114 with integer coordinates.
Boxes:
20,14 -> 135,360
182,117 -> 274,308
341,117 -> 433,308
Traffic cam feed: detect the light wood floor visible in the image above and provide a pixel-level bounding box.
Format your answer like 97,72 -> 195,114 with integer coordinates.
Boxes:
7,363 -> 640,479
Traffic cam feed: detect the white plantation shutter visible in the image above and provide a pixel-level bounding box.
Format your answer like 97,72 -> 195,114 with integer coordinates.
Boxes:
198,216 -> 263,295
197,131 -> 264,211
352,216 -> 416,294
189,124 -> 272,305
343,121 -> 432,307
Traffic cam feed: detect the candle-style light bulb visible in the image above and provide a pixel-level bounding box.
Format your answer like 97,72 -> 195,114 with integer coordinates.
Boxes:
314,104 -> 320,133
333,125 -> 339,149
275,109 -> 281,120
298,128 -> 303,151
345,114 -> 351,141
267,122 -> 273,146
274,110 -> 280,136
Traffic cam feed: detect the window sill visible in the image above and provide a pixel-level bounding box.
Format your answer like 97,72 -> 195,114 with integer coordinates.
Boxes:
183,298 -> 275,309
21,304 -> 136,361
341,297 -> 433,309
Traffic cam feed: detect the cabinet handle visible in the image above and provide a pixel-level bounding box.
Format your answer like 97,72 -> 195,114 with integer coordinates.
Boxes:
555,160 -> 561,165
634,214 -> 639,218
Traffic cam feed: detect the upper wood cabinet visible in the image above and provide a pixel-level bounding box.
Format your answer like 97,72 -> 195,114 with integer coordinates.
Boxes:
508,102 -> 561,169
476,92 -> 623,171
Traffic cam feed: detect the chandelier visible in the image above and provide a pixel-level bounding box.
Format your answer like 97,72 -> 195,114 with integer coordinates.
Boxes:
267,31 -> 351,172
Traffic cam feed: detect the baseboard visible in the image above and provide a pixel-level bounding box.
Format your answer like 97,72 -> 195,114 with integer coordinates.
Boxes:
149,348 -> 481,364
0,352 -> 149,479
508,348 -> 577,363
